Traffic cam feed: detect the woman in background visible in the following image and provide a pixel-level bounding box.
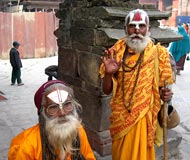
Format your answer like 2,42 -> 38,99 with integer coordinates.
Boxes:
169,26 -> 190,75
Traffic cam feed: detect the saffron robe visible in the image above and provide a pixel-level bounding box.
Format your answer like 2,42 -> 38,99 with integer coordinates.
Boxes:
99,38 -> 173,160
8,124 -> 96,160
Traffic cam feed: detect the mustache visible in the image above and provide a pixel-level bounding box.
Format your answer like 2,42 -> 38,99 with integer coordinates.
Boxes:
129,33 -> 144,39
54,114 -> 78,123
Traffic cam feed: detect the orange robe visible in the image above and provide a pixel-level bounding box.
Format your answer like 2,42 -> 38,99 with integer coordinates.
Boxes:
8,124 -> 96,160
99,38 -> 173,160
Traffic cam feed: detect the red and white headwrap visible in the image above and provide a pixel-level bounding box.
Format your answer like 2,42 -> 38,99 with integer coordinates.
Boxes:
125,9 -> 149,29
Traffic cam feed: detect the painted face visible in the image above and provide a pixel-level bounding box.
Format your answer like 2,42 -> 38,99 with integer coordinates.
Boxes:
125,9 -> 149,37
128,11 -> 147,27
44,89 -> 74,118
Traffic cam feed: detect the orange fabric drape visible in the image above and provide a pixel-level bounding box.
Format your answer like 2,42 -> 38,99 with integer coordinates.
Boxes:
8,124 -> 96,160
112,116 -> 155,160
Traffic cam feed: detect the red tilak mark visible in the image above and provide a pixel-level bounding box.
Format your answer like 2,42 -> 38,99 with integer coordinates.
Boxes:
133,12 -> 142,21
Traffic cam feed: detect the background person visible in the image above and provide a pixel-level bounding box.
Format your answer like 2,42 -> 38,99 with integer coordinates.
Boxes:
8,80 -> 96,160
169,26 -> 190,75
9,41 -> 24,86
99,9 -> 173,160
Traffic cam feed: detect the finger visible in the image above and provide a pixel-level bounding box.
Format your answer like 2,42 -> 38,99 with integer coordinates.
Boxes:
110,52 -> 114,59
104,49 -> 108,54
100,56 -> 104,62
113,50 -> 117,59
107,49 -> 112,58
104,50 -> 110,59
106,49 -> 112,58
101,56 -> 107,63
104,50 -> 108,57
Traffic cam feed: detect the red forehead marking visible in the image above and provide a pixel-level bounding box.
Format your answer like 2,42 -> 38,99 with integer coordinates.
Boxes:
133,12 -> 142,21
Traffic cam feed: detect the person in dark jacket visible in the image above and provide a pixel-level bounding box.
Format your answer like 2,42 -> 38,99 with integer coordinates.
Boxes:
9,41 -> 24,86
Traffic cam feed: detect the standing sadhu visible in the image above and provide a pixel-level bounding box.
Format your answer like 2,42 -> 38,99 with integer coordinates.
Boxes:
99,9 -> 173,160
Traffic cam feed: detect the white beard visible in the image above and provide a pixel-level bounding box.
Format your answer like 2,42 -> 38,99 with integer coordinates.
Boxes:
125,32 -> 151,53
45,115 -> 80,160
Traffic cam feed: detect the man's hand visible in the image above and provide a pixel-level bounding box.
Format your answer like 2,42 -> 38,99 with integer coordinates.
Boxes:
160,87 -> 173,102
101,48 -> 122,75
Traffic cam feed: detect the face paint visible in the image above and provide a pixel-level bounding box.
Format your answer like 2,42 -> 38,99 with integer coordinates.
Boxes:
47,89 -> 69,106
129,12 -> 146,29
125,9 -> 149,30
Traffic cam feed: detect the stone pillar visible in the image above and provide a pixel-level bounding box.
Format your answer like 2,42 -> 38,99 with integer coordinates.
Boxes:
54,0 -> 113,156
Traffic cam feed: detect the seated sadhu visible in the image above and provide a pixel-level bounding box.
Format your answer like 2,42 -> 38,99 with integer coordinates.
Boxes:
8,80 -> 96,160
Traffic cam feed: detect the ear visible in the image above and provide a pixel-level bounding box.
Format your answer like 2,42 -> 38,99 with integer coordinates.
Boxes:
124,25 -> 127,34
148,25 -> 151,32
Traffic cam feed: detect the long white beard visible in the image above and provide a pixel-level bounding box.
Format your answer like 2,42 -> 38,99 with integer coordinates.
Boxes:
45,115 -> 80,160
125,32 -> 151,53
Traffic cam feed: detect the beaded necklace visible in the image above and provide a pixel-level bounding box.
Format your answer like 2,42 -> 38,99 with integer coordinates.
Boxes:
122,46 -> 144,72
122,46 -> 144,112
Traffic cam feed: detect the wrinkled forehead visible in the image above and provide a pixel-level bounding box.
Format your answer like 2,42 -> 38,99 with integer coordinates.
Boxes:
125,9 -> 149,26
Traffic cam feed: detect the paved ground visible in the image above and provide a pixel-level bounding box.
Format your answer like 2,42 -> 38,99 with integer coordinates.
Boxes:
0,56 -> 58,160
170,60 -> 190,159
0,56 -> 190,160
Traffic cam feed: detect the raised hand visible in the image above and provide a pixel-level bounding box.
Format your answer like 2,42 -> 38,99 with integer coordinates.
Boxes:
101,48 -> 122,75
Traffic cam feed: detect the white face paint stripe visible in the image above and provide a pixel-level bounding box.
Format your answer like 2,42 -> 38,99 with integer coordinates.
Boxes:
47,90 -> 68,104
129,21 -> 146,25
129,21 -> 146,29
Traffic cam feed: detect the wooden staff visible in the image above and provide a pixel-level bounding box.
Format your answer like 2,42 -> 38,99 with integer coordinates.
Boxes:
163,81 -> 168,160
